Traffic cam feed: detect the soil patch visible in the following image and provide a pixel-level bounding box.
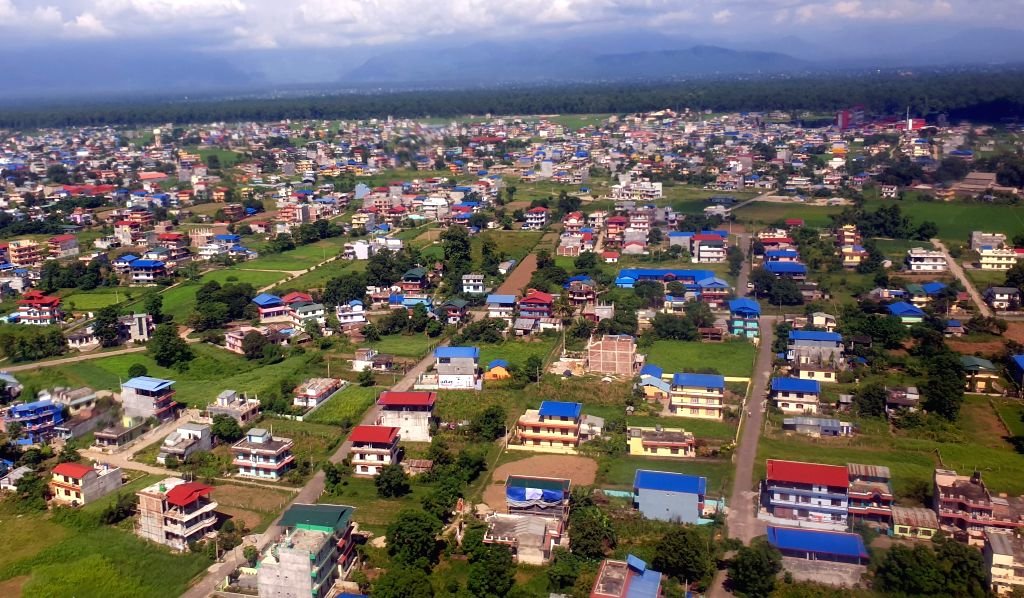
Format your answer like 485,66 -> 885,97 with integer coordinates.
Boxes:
0,576 -> 28,596
212,484 -> 292,513
496,253 -> 538,295
483,454 -> 598,511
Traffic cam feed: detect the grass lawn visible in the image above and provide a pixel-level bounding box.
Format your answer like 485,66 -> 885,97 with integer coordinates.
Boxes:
211,484 -> 296,532
319,476 -> 431,535
477,336 -> 558,370
814,269 -> 877,305
583,404 -> 738,441
235,238 -> 346,272
965,267 -> 1008,290
733,201 -> 844,228
864,199 -> 1024,244
306,385 -> 380,427
159,269 -> 289,322
60,290 -> 131,311
272,259 -> 365,293
599,455 -> 734,498
260,417 -> 343,467
362,333 -> 437,359
994,399 -> 1024,438
646,340 -> 756,378
873,238 -> 931,260
472,230 -> 544,265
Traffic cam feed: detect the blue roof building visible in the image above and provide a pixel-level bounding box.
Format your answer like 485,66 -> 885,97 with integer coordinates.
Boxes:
633,469 -> 707,523
251,293 -> 283,308
4,399 -> 64,445
538,401 -> 582,419
592,556 -> 662,598
767,526 -> 869,564
435,346 -> 479,360
671,373 -> 725,389
764,261 -> 808,277
615,268 -> 715,288
888,301 -> 926,324
771,377 -> 821,394
639,363 -> 663,379
729,297 -> 762,339
1011,355 -> 1024,386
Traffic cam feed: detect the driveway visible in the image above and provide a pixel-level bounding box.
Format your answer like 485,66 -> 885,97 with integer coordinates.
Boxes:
931,238 -> 991,317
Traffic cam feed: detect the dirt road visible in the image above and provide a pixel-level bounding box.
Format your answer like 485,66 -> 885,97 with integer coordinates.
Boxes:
931,238 -> 991,317
496,253 -> 537,295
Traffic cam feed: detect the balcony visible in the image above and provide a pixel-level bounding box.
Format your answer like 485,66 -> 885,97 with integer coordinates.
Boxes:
769,498 -> 848,514
234,454 -> 295,470
165,514 -> 217,538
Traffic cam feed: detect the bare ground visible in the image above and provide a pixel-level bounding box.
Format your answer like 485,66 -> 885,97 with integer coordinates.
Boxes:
947,322 -> 1024,355
496,253 -> 538,296
483,454 -> 598,510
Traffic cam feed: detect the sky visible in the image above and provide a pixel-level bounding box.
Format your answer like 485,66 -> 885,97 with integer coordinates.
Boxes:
1,0 -> 1020,51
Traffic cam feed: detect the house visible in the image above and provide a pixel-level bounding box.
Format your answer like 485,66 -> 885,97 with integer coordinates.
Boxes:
771,378 -> 821,414
985,532 -> 1024,595
886,301 -> 925,325
590,555 -> 663,598
811,312 -> 837,332
157,422 -> 212,465
257,504 -> 358,598
638,373 -> 671,403
231,428 -> 295,481
586,334 -> 640,376
891,506 -> 939,540
121,376 -> 178,422
293,378 -> 343,410
962,356 -> 1001,393
519,289 -> 554,318
376,391 -> 436,443
349,425 -> 400,476
613,267 -> 715,288
290,302 -> 327,330
439,298 -> 469,325
728,298 -> 761,338
847,463 -> 894,529
668,373 -> 725,420
48,234 -> 79,259
601,250 -> 620,263
985,287 -> 1021,311
351,347 -> 394,373
38,386 -> 96,415
945,319 -> 967,337
335,300 -> 367,330
523,206 -> 548,230
906,247 -> 948,272
252,293 -> 290,322
787,331 -> 844,367
434,346 -> 480,389
49,462 -> 123,507
462,273 -> 486,295
1012,355 -> 1024,388
17,290 -> 62,325
4,399 -> 65,444
206,389 -> 260,425
484,476 -> 570,565
136,478 -> 218,551
934,468 -> 1024,544
696,276 -> 731,308
484,359 -> 511,381
761,459 -> 849,530
8,239 -> 42,267
782,417 -> 853,437
129,259 -> 167,283
627,426 -> 696,459
514,401 -> 583,452
979,246 -> 1019,270
633,469 -> 706,523
486,294 -> 516,321
400,267 -> 428,293
766,527 -> 869,565
886,386 -> 920,415
565,277 -> 597,309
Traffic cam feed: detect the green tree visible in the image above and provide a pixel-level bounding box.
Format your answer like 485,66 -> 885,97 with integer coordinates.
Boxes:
651,313 -> 698,341
875,544 -> 945,595
147,324 -> 193,367
468,545 -> 516,597
385,510 -> 442,565
243,545 -> 259,567
93,305 -> 122,348
127,363 -> 148,378
652,526 -> 713,586
144,294 -> 165,324
547,548 -> 583,590
375,463 -> 411,498
323,273 -> 367,306
211,414 -> 243,443
441,225 -> 472,272
241,331 -> 269,360
922,352 -> 966,421
57,445 -> 81,463
852,382 -> 887,418
372,565 -> 435,598
470,405 -> 506,441
358,367 -> 376,387
569,506 -> 615,559
303,318 -> 322,339
524,354 -> 544,382
362,322 -> 381,342
727,539 -> 782,597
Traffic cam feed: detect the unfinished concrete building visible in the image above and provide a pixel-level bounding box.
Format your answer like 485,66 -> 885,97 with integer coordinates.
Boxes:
586,334 -> 642,376
135,477 -> 218,551
257,504 -> 358,598
484,476 -> 570,565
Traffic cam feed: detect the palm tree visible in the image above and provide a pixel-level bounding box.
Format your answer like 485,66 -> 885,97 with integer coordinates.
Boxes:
555,293 -> 576,322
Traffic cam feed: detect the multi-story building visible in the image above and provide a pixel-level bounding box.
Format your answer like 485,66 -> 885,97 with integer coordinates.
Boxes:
157,422 -> 212,465
485,294 -> 517,321
206,389 -> 260,425
462,273 -> 486,295
136,477 -> 218,551
231,428 -> 295,481
17,290 -> 62,326
292,378 -> 343,410
434,346 -> 480,389
591,555 -> 663,598
129,259 -> 167,283
484,475 -> 570,565
934,468 -> 1024,544
985,286 -> 1021,311
519,289 -> 554,318
985,532 -> 1024,596
906,247 -> 948,272
611,180 -> 664,201
251,293 -> 290,322
290,301 -> 327,330
514,401 -> 583,452
668,373 -> 725,420
349,425 -> 400,476
634,469 -> 707,523
335,300 -> 367,331
586,334 -> 639,376
627,426 -> 696,459
376,391 -> 436,443
761,459 -> 849,530
8,239 -> 42,267
121,376 -> 178,422
257,504 -> 357,598
979,246 -> 1020,270
4,399 -> 65,444
49,462 -> 123,507
847,463 -> 894,529
728,298 -> 761,338
523,206 -> 548,230
47,234 -> 79,259
770,377 -> 821,414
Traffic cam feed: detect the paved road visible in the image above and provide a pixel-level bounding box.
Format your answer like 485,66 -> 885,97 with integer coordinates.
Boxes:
736,233 -> 752,295
726,315 -> 777,546
931,238 -> 992,317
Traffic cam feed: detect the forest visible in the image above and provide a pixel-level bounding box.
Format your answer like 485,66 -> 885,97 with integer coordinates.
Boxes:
1,68 -> 1023,128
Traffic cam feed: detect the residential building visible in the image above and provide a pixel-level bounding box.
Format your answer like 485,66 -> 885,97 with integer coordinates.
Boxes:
484,359 -> 512,381
985,287 -> 1021,311
8,239 -> 42,267
728,298 -> 761,338
157,422 -> 212,465
376,391 -> 436,443
985,532 -> 1024,596
523,206 -> 548,230
439,298 -> 469,325
48,234 -> 79,259
251,293 -> 290,322
627,426 -> 696,459
484,475 -> 570,565
771,378 -> 821,414
885,386 -> 920,415
891,506 -> 939,540
121,376 -> 178,422
590,555 -> 663,598
782,417 -> 853,437
979,246 -> 1019,270
514,401 -> 583,451
633,469 -> 706,523
349,425 -> 400,476
334,300 -> 367,330
17,290 -> 62,326
519,289 -> 554,318
847,463 -> 894,529
290,302 -> 327,330
462,273 -> 486,295
962,356 -> 1001,393
934,468 -> 1024,544
136,478 -> 218,551
293,378 -> 343,410
766,527 -> 869,566
761,459 -> 849,530
400,267 -> 428,293
206,389 -> 260,425
906,247 -> 948,272
486,294 -> 517,321
434,346 -> 480,389
888,301 -> 926,325
231,428 -> 295,481
129,259 -> 167,283
4,399 -> 65,444
257,504 -> 358,598
787,331 -> 845,366
668,373 -> 725,420
565,277 -> 597,309
971,231 -> 1008,251
764,261 -> 808,279
586,334 -> 640,376
38,386 -> 96,415
49,462 -> 123,507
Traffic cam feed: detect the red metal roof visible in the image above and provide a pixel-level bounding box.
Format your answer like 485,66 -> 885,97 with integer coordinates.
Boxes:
52,462 -> 93,479
281,292 -> 312,304
49,234 -> 77,243
378,391 -> 436,407
526,207 -> 548,214
766,459 -> 848,487
348,425 -> 399,445
521,290 -> 554,304
166,481 -> 213,507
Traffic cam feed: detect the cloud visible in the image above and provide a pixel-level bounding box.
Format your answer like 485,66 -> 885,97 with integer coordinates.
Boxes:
712,8 -> 733,23
64,12 -> 112,37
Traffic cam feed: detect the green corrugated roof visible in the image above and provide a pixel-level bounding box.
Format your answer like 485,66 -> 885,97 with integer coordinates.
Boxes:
959,355 -> 996,372
506,475 -> 570,492
280,504 -> 354,532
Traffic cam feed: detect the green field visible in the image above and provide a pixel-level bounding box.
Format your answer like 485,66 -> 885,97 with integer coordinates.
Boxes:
319,476 -> 433,536
361,333 -> 437,359
732,201 -> 844,228
864,199 -> 1024,244
477,337 -> 558,370
600,456 -> 733,498
646,340 -> 756,378
472,230 -> 544,265
60,290 -> 133,311
235,239 -> 345,272
159,269 -> 288,322
583,404 -> 738,441
306,385 -> 379,427
965,267 -> 1008,290
994,399 -> 1024,438
873,238 -> 931,260
272,259 -> 365,294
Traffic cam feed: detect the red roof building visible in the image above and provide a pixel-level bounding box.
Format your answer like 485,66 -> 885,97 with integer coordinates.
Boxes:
377,392 -> 435,443
166,481 -> 214,507
766,459 -> 848,487
18,290 -> 62,325
377,391 -> 437,407
763,460 -> 851,529
52,462 -> 94,479
349,425 -> 401,476
520,289 -> 554,318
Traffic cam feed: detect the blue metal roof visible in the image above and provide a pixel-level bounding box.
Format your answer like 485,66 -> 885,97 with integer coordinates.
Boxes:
728,298 -> 761,316
767,526 -> 868,559
251,293 -> 282,307
672,373 -> 725,389
486,294 -> 516,304
1013,355 -> 1024,371
921,281 -> 947,295
789,331 -> 842,342
639,363 -> 663,378
771,377 -> 821,394
888,301 -> 925,317
765,249 -> 799,258
122,376 -> 174,392
487,359 -> 509,370
539,401 -> 582,418
130,259 -> 165,268
435,346 -> 479,359
114,254 -> 139,263
634,469 -> 707,495
624,555 -> 662,598
764,261 -> 808,274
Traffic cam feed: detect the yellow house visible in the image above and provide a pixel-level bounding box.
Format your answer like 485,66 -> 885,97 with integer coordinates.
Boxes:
484,360 -> 511,381
639,374 -> 671,402
627,426 -> 696,458
985,531 -> 1024,595
962,356 -> 1001,393
668,373 -> 725,420
891,506 -> 938,540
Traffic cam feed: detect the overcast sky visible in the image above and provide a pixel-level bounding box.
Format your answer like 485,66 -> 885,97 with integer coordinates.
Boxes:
3,0 -> 1020,50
